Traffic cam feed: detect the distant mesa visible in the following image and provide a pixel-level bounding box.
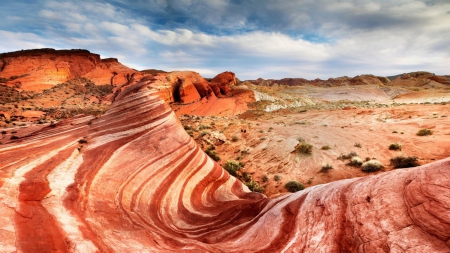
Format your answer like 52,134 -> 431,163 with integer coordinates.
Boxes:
249,71 -> 450,87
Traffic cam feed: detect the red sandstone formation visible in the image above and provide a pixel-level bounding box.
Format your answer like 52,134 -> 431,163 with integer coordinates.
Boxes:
0,48 -> 136,91
209,71 -> 236,96
0,78 -> 449,252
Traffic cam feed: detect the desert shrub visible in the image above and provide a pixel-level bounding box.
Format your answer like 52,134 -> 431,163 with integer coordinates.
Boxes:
338,152 -> 358,160
262,175 -> 269,183
205,145 -> 220,161
347,156 -> 363,167
297,137 -> 305,142
198,130 -> 210,138
274,175 -> 281,181
285,181 -> 305,192
390,156 -> 419,168
223,160 -> 244,176
417,129 -> 432,136
231,135 -> 239,142
186,130 -> 194,137
198,124 -> 211,130
361,160 -> 384,172
354,143 -> 362,148
240,149 -> 250,155
183,125 -> 193,131
245,180 -> 264,193
295,141 -> 313,154
321,164 -> 333,173
321,145 -> 331,150
10,135 -> 19,140
389,143 -> 402,151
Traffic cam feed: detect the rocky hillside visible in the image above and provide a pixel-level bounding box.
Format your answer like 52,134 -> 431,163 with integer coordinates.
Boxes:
0,77 -> 448,252
249,71 -> 450,88
0,49 -> 253,125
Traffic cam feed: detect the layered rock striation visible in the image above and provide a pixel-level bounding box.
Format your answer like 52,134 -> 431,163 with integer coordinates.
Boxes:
0,75 -> 449,253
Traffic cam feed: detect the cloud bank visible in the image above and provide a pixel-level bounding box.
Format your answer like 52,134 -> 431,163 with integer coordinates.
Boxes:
1,0 -> 449,79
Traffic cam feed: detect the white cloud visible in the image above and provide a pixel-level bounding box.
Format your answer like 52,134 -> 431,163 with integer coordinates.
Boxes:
2,0 -> 450,80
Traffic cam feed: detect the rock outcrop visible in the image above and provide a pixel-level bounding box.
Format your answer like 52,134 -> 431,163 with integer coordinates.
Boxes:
248,74 -> 389,87
0,48 -> 136,91
209,71 -> 236,96
0,78 -> 449,252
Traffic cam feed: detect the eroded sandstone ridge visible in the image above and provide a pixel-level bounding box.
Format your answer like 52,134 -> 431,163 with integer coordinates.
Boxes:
0,78 -> 449,252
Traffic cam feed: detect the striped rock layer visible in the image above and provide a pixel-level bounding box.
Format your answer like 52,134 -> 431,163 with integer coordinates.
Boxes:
0,79 -> 449,252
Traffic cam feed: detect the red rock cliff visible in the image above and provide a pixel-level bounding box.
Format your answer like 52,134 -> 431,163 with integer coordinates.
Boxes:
0,48 -> 136,91
0,72 -> 449,253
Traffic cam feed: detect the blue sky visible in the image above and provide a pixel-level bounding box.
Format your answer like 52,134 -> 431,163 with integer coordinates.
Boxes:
1,0 -> 449,79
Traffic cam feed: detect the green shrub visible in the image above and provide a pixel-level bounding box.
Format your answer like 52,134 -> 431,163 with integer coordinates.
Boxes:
361,160 -> 384,172
417,129 -> 432,136
198,130 -> 210,138
321,145 -> 331,150
285,181 -> 305,192
320,164 -> 333,173
198,124 -> 211,130
205,149 -> 220,161
338,152 -> 358,160
390,156 -> 419,168
295,141 -> 313,154
347,156 -> 363,167
223,160 -> 244,176
244,180 -> 264,193
389,143 -> 402,151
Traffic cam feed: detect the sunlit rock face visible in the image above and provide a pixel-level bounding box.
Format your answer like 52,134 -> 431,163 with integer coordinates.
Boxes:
0,78 -> 449,252
0,48 -> 136,91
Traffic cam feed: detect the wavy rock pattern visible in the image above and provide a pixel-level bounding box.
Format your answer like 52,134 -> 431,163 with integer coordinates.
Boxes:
0,79 -> 449,252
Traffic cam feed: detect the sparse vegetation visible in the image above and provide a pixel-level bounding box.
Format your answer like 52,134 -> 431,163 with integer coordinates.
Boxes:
262,175 -> 269,183
231,135 -> 239,142
321,145 -> 331,150
223,160 -> 244,176
389,143 -> 402,151
338,152 -> 358,160
320,164 -> 333,173
295,141 -> 313,154
274,175 -> 281,181
354,143 -> 361,148
205,145 -> 220,161
390,156 -> 420,168
347,156 -> 363,167
198,130 -> 210,138
244,180 -> 264,193
361,160 -> 384,172
417,129 -> 432,136
285,181 -> 305,192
